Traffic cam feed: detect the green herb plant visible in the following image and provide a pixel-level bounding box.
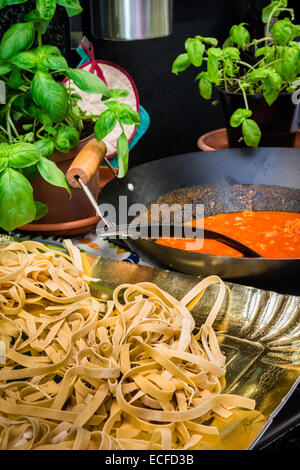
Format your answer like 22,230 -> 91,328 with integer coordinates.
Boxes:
0,0 -> 140,231
172,0 -> 300,148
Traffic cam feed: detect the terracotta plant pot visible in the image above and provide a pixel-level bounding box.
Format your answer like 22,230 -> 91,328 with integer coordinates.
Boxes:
20,134 -> 116,236
198,128 -> 300,151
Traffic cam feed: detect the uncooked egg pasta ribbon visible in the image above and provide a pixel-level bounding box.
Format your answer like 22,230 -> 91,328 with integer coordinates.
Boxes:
0,240 -> 255,450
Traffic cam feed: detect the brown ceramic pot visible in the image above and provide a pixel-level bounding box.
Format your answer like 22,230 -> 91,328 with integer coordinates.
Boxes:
197,128 -> 300,151
20,134 -> 116,236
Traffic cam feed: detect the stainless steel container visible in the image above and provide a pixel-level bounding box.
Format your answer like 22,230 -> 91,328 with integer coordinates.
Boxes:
90,0 -> 173,40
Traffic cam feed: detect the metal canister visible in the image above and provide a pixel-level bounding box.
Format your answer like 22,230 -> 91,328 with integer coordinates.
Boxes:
90,0 -> 173,40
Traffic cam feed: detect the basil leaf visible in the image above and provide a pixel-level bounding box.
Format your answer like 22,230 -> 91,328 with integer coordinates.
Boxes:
28,104 -> 53,127
0,0 -> 29,8
230,108 -> 252,127
281,47 -> 299,81
271,18 -> 294,46
57,125 -> 79,148
94,109 -> 117,142
68,68 -> 109,97
33,138 -> 54,158
196,36 -> 218,47
37,156 -> 72,196
263,72 -> 282,106
36,0 -> 56,20
229,23 -> 250,48
56,0 -> 82,17
0,156 -> 8,172
117,133 -> 129,179
207,53 -> 219,84
0,22 -> 35,60
34,201 -> 48,220
41,54 -> 68,71
262,1 -> 279,24
196,72 -> 212,99
54,136 -> 70,153
222,37 -> 234,48
108,89 -> 129,99
10,51 -> 37,69
0,167 -> 36,231
31,70 -> 68,123
187,39 -> 205,67
0,63 -> 13,75
242,119 -> 261,148
117,104 -> 140,126
172,53 -> 190,74
7,69 -> 24,89
7,143 -> 41,168
222,47 -> 240,60
248,69 -> 270,83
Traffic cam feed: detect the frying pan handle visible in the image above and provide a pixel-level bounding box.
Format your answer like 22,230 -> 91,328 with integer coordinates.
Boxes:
66,138 -> 107,189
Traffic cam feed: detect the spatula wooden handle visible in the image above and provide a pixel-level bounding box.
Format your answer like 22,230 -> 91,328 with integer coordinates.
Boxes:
66,139 -> 107,189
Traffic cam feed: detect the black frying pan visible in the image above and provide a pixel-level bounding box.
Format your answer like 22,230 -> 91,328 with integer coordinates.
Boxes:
97,147 -> 300,292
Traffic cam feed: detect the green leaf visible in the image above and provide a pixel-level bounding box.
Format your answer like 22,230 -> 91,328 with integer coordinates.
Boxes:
28,104 -> 53,127
94,109 -> 117,142
40,54 -> 68,71
222,37 -> 234,48
172,53 -> 190,74
37,156 -> 72,196
262,1 -> 280,24
0,0 -> 29,9
0,63 -> 13,75
33,138 -> 54,159
34,201 -> 48,220
196,72 -> 212,99
0,167 -> 36,231
108,89 -> 129,99
117,104 -> 140,126
57,125 -> 79,148
36,0 -> 56,20
207,53 -> 219,84
56,0 -> 82,16
117,133 -> 129,179
54,136 -> 70,153
7,143 -> 41,168
230,108 -> 252,127
10,51 -> 38,69
229,23 -> 250,48
242,119 -> 261,147
195,36 -> 218,46
7,69 -> 24,89
0,156 -> 8,172
263,72 -> 282,105
31,70 -> 68,123
281,47 -> 299,81
248,69 -> 271,83
222,47 -> 240,60
68,68 -> 109,96
271,18 -> 295,46
0,22 -> 35,60
187,39 -> 205,67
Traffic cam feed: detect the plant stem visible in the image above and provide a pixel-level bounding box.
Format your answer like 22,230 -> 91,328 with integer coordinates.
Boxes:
37,23 -> 42,47
238,80 -> 249,109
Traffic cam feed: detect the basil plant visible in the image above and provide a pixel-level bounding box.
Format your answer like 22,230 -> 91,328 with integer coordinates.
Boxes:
0,0 -> 140,231
173,0 -> 300,148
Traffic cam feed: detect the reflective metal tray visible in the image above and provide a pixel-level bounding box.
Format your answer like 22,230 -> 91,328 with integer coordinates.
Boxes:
84,253 -> 300,450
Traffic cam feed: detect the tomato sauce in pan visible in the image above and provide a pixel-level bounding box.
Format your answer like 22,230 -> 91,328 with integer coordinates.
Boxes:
156,211 -> 300,258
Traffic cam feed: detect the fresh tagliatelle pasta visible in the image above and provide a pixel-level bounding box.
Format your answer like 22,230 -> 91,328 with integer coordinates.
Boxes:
0,240 -> 255,450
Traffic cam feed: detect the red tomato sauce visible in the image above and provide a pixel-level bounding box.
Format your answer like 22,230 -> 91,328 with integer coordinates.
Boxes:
156,211 -> 300,258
